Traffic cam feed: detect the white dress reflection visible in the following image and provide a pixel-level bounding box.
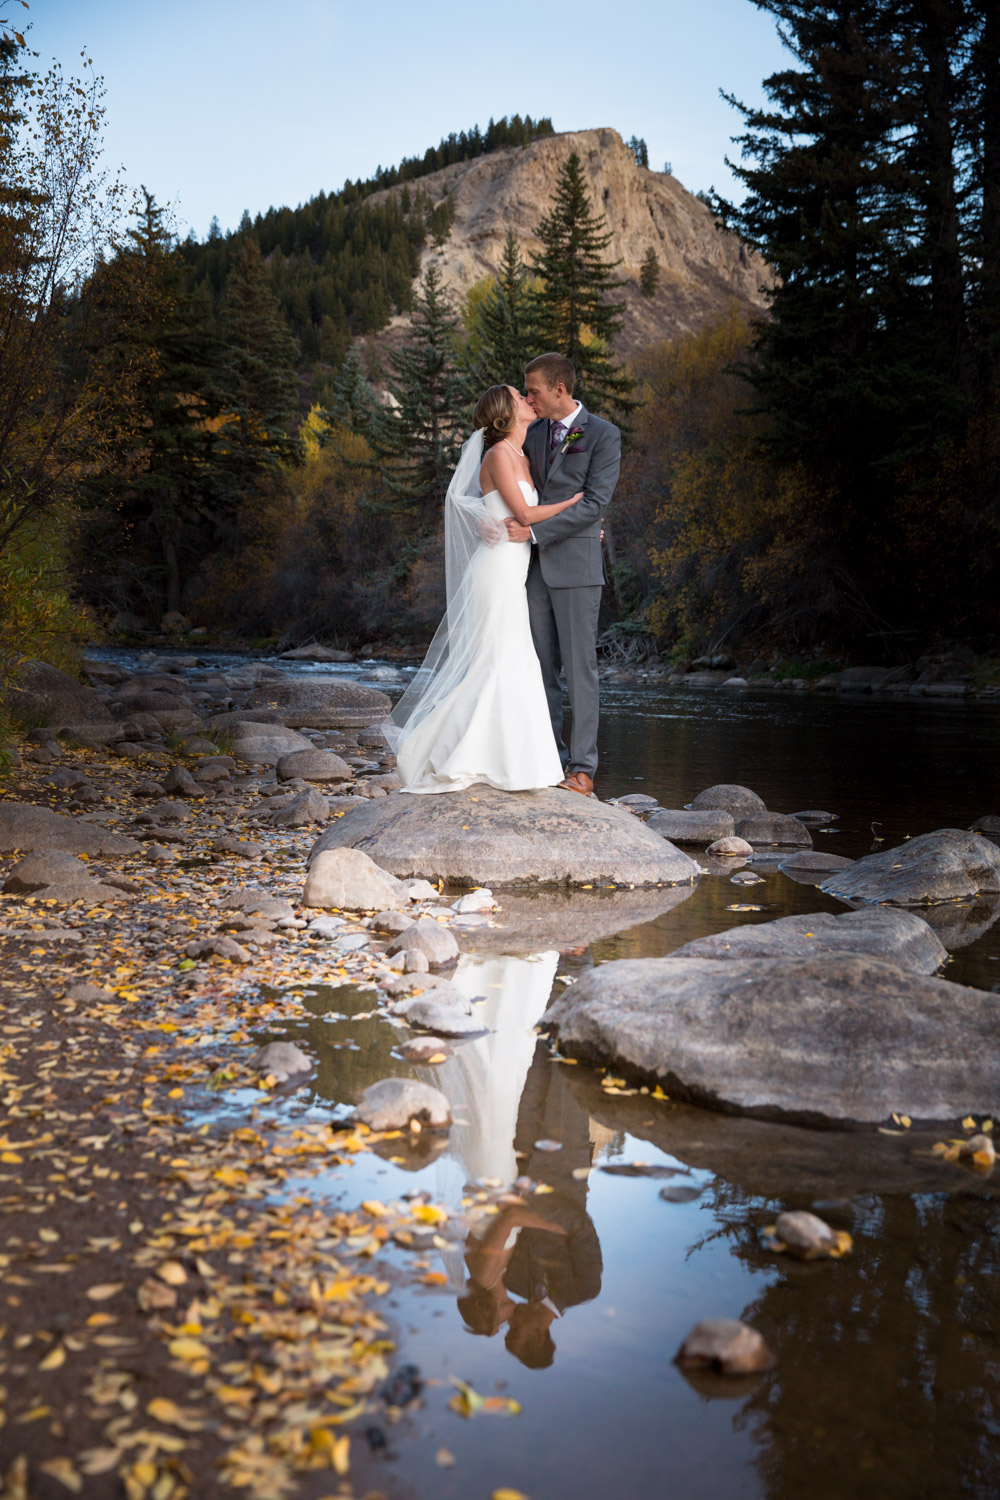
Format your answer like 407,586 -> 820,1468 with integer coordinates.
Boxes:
428,951 -> 559,1203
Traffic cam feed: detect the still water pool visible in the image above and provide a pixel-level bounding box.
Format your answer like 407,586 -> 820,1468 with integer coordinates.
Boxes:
249,679 -> 1000,1500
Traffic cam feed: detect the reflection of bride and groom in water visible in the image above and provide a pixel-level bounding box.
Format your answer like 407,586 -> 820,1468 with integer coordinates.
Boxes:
427,950 -> 603,1369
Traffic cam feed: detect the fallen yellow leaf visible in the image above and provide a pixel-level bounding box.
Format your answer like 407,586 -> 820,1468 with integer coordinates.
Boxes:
39,1344 -> 66,1370
85,1283 -> 123,1301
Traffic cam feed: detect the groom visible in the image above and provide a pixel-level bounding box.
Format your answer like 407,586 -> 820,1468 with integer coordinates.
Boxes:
503,353 -> 621,797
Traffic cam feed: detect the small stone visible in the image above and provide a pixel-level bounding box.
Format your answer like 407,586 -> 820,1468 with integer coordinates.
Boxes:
65,982 -> 115,1002
162,765 -> 200,797
451,887 -> 497,914
356,1077 -> 451,1131
616,793 -> 660,808
371,910 -> 414,935
133,780 -> 166,799
789,810 -> 839,826
766,1210 -> 852,1260
184,936 -> 252,963
266,787 -> 329,827
275,748 -> 353,783
145,843 -> 176,862
141,799 -> 192,823
395,1039 -> 453,1063
688,784 -> 767,817
212,837 -> 263,859
193,762 -> 231,783
735,813 -> 813,847
385,917 -> 460,968
308,916 -> 347,939
403,948 -> 429,974
675,1318 -> 775,1375
393,988 -> 482,1036
407,880 -> 439,902
647,809 -> 735,844
249,1041 -> 312,1082
958,1133 -> 996,1165
706,836 -> 754,857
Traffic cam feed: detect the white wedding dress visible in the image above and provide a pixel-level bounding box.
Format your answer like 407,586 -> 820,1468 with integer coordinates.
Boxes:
390,478 -> 564,794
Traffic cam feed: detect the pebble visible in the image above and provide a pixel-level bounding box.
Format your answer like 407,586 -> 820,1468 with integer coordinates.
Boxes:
249,1041 -> 312,1081
356,1077 -> 451,1131
675,1319 -> 775,1375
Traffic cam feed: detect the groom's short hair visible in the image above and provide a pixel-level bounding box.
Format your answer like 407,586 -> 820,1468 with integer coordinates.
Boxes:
525,353 -> 576,396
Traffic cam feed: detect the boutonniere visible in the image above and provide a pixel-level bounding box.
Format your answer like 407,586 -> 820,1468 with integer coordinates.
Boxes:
561,427 -> 586,454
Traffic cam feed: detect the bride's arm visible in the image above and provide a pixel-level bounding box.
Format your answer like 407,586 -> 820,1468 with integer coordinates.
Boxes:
481,446 -> 582,524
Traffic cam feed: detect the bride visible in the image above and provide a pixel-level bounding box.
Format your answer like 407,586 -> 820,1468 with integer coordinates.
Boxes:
384,385 -> 582,793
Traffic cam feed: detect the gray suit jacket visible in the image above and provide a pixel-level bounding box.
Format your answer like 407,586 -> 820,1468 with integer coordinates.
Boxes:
525,405 -> 622,588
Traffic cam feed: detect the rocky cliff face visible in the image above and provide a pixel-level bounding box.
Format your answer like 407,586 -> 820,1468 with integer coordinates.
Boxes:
371,127 -> 773,354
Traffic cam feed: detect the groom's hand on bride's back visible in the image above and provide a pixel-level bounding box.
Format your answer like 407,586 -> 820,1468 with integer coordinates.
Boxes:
504,519 -> 532,543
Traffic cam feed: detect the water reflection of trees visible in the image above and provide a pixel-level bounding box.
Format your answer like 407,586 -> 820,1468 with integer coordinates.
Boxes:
713,1184 -> 1000,1498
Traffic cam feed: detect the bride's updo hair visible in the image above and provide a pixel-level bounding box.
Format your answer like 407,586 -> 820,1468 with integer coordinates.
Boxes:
474,385 -> 519,450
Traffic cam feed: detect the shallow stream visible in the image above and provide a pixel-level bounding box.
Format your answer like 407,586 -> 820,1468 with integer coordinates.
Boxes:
109,650 -> 1000,1496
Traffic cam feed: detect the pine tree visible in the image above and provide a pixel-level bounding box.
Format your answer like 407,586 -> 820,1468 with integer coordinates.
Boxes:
526,151 -> 636,417
639,246 -> 660,298
380,264 -> 468,510
218,237 -> 301,469
463,230 -> 535,387
628,135 -> 649,169
320,340 -> 387,451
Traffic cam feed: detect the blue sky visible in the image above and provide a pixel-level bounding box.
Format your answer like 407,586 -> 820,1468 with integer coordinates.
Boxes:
27,0 -> 789,240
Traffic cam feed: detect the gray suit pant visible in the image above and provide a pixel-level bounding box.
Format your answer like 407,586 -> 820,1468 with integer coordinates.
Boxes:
526,550 -> 602,778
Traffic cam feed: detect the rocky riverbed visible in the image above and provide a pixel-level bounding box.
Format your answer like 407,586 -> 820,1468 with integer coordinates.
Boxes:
2,651 -> 1000,1499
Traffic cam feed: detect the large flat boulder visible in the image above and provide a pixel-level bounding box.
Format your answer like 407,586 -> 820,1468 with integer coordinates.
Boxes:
307,785 -> 702,888
820,828 -> 1000,906
4,661 -> 122,743
541,954 -> 1000,1124
0,802 -> 140,856
670,907 -> 947,974
245,676 -> 390,729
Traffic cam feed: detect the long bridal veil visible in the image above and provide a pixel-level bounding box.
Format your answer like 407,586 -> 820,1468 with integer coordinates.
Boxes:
383,428 -> 507,754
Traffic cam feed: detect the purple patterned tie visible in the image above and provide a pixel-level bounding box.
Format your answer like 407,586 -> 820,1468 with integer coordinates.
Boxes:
549,420 -> 566,451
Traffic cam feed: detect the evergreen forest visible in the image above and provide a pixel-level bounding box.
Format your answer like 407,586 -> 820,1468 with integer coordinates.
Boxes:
2,3 -> 999,695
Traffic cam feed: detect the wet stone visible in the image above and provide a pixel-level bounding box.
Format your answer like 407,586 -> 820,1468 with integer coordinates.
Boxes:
184,936 -> 252,964
706,836 -> 754,857
385,917 -> 460,969
675,1319 -> 775,1375
249,1041 -> 312,1082
688,784 -> 767,817
356,1077 -> 451,1130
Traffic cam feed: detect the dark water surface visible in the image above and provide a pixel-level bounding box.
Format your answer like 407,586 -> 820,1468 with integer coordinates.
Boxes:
108,650 -> 1000,1497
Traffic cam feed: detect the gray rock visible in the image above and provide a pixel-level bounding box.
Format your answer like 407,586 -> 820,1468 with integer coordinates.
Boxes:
670,907 -> 947,974
969,815 -> 1000,836
769,1210 -> 845,1260
66,982 -> 115,1002
366,772 -> 402,792
384,916 -> 460,968
308,915 -> 347,938
406,879 -> 439,901
676,1320 -> 774,1375
212,837 -> 263,859
307,785 -> 701,889
145,843 -> 177,863
29,881 -> 129,905
193,762 -> 231,783
275,748 -> 353,783
279,644 -> 353,662
371,909 -> 415,934
706,836 -> 754,857
220,891 -> 295,920
230,723 -> 316,766
688,784 -> 767,817
734,813 -> 813,847
541,954 -> 1000,1124
789,810 -> 839,826
303,847 -> 407,911
647,809 -> 735,844
249,1041 -> 312,1081
904,893 -> 1000,951
137,799 -> 192,824
3,850 -> 92,893
0,802 -> 139,857
403,948 -> 430,973
356,1077 -> 451,1130
451,887 -> 497,914
616,793 -> 660,808
133,780 -> 166,799
393,986 -> 482,1035
778,850 -> 854,873
264,787 -> 329,827
245,677 -> 391,729
184,936 -> 252,963
162,766 -> 200,797
820,828 -> 1000,906
3,660 -> 122,743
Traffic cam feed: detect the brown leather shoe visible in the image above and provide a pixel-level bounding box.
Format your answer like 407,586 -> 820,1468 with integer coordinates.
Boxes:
558,772 -> 594,797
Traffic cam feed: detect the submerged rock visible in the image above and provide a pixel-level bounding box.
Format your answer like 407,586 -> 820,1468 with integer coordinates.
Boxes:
249,1041 -> 312,1082
706,836 -> 754,857
734,813 -> 812,847
307,785 -> 701,888
820,828 -> 1000,906
670,907 -> 947,974
385,917 -> 460,968
675,1319 -> 774,1375
542,954 -> 1000,1124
